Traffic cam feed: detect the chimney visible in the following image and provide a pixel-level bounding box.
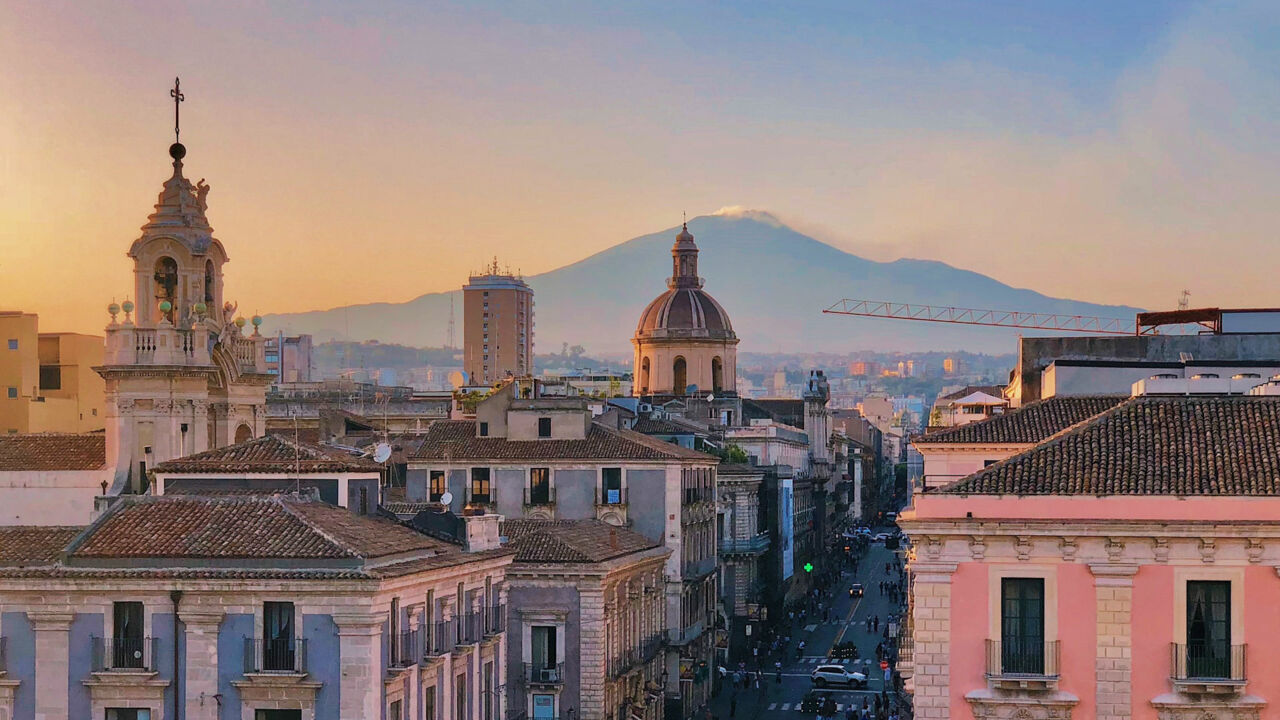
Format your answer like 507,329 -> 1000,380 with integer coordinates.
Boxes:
463,511 -> 503,552
610,527 -> 618,550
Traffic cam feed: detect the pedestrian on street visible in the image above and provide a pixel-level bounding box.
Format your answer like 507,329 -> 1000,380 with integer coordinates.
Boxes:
775,662 -> 783,684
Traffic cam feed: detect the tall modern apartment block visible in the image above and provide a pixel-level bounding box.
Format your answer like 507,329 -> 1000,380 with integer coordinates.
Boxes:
464,264 -> 534,385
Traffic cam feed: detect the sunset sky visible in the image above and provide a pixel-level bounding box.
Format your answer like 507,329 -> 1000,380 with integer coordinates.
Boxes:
3,1 -> 1278,335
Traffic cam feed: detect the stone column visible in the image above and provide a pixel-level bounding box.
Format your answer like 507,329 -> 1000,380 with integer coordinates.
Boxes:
30,611 -> 74,720
908,563 -> 956,720
579,581 -> 607,720
1091,564 -> 1137,720
334,613 -> 385,720
182,611 -> 223,720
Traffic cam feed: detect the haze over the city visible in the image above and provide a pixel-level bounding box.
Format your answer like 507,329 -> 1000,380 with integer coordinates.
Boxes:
3,1 -> 1278,335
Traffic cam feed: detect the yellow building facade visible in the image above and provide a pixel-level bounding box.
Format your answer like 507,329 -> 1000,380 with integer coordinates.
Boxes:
0,311 -> 105,434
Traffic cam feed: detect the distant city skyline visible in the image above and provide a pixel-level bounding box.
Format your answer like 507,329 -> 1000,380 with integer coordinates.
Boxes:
3,1 -> 1277,335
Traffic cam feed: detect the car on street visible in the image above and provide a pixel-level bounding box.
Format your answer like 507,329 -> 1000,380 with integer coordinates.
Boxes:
811,664 -> 868,688
872,532 -> 891,542
849,583 -> 864,597
799,690 -> 837,714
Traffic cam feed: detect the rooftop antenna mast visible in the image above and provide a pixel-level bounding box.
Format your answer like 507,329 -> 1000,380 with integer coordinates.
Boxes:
447,295 -> 456,349
1178,289 -> 1191,311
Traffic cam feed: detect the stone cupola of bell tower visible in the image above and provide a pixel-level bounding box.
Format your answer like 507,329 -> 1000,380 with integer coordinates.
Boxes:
98,126 -> 271,494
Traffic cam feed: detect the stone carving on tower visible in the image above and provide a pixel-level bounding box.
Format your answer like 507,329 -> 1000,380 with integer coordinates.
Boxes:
97,79 -> 271,493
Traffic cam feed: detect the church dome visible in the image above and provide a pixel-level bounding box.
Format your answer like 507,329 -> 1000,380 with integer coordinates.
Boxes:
636,288 -> 735,338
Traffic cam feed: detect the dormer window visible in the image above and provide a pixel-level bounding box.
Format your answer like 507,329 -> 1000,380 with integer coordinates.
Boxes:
538,417 -> 552,438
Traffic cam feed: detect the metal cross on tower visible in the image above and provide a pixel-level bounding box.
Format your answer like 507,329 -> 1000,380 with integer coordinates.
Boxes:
170,77 -> 184,143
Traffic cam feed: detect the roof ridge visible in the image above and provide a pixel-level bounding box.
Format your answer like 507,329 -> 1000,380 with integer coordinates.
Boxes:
274,497 -> 364,559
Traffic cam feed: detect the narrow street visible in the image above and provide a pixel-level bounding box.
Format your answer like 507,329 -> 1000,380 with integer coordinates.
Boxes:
710,535 -> 908,719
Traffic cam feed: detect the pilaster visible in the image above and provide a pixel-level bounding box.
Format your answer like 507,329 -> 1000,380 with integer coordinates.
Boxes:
908,562 -> 956,720
334,613 -> 386,720
579,581 -> 608,720
30,611 -> 74,720
1090,563 -> 1137,720
181,611 -> 223,720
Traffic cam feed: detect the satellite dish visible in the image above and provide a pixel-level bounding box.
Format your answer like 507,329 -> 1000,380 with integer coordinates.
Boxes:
372,443 -> 392,463
686,384 -> 699,395
439,491 -> 454,506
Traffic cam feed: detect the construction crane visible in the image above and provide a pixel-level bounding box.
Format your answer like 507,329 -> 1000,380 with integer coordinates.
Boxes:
823,298 -> 1133,335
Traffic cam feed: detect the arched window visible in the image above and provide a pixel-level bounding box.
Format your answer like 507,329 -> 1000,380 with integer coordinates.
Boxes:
640,357 -> 651,394
204,260 -> 215,303
154,257 -> 178,322
712,356 -> 724,393
673,356 -> 687,395
234,423 -> 253,444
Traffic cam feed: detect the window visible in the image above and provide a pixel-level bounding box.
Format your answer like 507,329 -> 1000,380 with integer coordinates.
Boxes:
389,700 -> 402,720
532,625 -> 558,671
455,674 -> 467,720
429,471 -> 447,502
529,468 -> 551,505
424,686 -> 436,720
479,422 -> 489,437
538,417 -> 552,438
601,467 -> 622,504
359,487 -> 369,515
106,711 -> 151,720
263,601 -> 296,672
484,661 -> 494,720
254,712 -> 300,720
390,597 -> 401,664
112,601 -> 144,669
5,339 -> 15,351
470,468 -> 491,503
425,590 -> 435,652
984,459 -> 999,468
1000,578 -> 1044,674
1187,580 -> 1231,678
6,387 -> 15,399
673,356 -> 688,395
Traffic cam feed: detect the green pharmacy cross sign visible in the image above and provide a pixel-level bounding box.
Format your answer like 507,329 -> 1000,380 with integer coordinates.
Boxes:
803,562 -> 814,573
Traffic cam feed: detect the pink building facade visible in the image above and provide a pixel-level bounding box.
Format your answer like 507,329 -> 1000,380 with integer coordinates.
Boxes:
901,395 -> 1280,720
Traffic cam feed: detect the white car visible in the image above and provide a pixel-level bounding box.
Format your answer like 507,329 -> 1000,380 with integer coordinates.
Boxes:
872,532 -> 891,542
811,664 -> 867,688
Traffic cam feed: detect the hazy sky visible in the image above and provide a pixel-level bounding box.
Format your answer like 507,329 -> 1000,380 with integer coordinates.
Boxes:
3,1 -> 1278,335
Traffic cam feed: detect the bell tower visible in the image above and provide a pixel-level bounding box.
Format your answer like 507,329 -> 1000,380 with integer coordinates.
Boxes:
98,79 -> 271,493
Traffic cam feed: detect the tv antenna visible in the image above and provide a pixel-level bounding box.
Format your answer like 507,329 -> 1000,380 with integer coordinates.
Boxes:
447,295 -> 456,349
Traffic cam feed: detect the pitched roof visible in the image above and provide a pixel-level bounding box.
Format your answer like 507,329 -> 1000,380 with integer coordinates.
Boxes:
942,395 -> 1280,496
0,526 -> 82,567
718,463 -> 761,477
916,395 -> 1126,445
153,434 -> 381,474
409,420 -> 713,462
501,519 -> 663,563
0,433 -> 105,471
938,385 -> 1006,403
70,495 -> 442,560
631,416 -> 703,435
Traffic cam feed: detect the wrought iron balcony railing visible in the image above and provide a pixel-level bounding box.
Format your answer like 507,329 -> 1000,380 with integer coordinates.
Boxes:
243,637 -> 307,674
1171,642 -> 1246,687
984,639 -> 1059,679
524,662 -> 566,686
92,636 -> 158,672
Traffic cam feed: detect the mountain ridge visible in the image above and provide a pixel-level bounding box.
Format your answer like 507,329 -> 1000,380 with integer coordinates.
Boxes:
261,214 -> 1143,353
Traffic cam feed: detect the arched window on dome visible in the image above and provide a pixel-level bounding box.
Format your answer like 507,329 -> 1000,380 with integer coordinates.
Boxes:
154,256 -> 178,323
712,356 -> 724,393
234,423 -> 253,444
673,356 -> 687,396
640,357 -> 651,395
204,259 -> 215,303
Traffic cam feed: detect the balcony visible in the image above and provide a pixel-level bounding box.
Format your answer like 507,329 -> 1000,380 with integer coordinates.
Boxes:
484,604 -> 506,637
683,555 -> 716,582
608,634 -> 664,678
426,621 -> 454,657
984,639 -> 1059,691
454,613 -> 483,646
92,636 -> 158,673
669,617 -> 706,646
389,630 -> 420,670
523,662 -> 566,686
243,637 -> 308,674
1170,643 -> 1247,694
719,532 -> 770,556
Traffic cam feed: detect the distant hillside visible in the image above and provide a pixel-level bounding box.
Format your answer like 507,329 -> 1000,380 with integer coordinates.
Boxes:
262,212 -> 1142,354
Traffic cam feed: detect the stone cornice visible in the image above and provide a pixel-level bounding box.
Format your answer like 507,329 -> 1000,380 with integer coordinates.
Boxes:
903,518 -> 1280,539
28,611 -> 75,630
178,610 -> 223,627
332,612 -> 387,633
1088,562 -> 1139,578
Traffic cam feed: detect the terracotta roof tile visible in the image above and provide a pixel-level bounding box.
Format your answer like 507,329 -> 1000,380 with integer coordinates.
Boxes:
917,396 -> 1126,445
410,420 -> 713,462
71,495 -> 440,559
0,433 -> 105,471
501,519 -> 663,563
0,526 -> 82,567
942,395 -> 1280,495
153,434 -> 381,474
